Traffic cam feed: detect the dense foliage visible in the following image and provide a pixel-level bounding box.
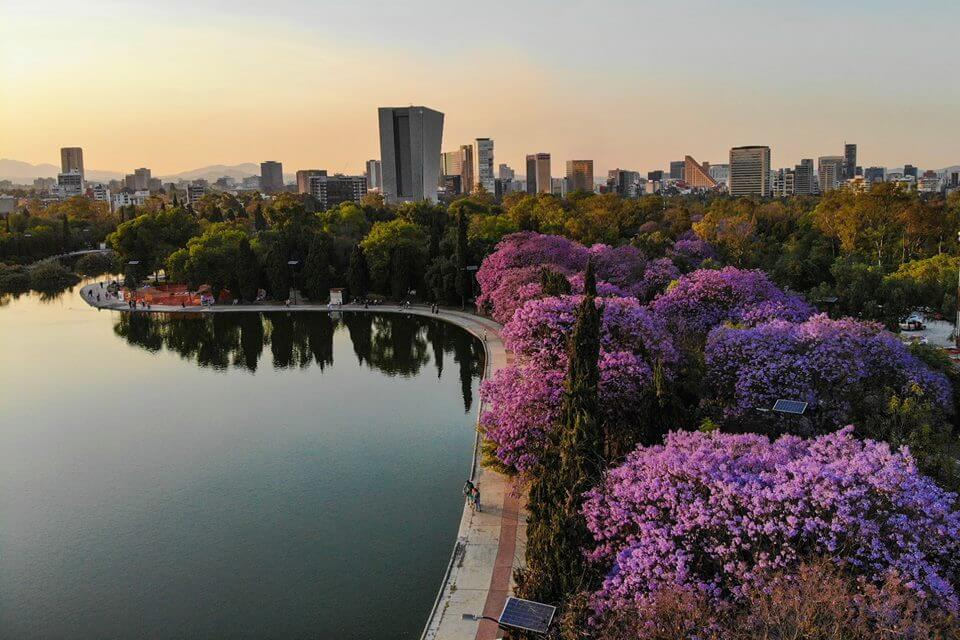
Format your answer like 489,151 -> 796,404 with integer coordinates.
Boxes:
582,428 -> 960,621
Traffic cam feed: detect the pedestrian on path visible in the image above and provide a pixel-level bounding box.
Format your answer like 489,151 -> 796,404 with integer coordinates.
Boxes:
463,479 -> 474,508
471,486 -> 481,512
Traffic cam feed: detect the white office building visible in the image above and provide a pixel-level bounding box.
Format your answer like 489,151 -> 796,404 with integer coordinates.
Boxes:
472,138 -> 495,194
729,146 -> 771,197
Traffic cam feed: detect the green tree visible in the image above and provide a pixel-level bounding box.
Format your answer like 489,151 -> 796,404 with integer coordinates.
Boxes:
253,203 -> 267,232
359,219 -> 429,295
303,232 -> 334,302
108,207 -> 200,282
455,210 -> 470,308
234,236 -> 260,302
165,226 -> 248,300
540,267 -> 572,296
346,243 -> 370,299
521,259 -> 604,618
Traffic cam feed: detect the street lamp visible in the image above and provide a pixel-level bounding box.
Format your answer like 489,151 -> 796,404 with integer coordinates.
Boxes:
287,260 -> 299,305
955,231 -> 960,348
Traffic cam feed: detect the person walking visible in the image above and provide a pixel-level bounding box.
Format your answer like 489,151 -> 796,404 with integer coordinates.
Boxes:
463,479 -> 475,509
472,485 -> 481,513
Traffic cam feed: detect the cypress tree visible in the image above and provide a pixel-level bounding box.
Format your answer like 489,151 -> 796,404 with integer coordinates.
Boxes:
520,259 -> 604,620
303,233 -> 333,301
455,211 -> 470,308
539,267 -> 572,297
61,215 -> 71,251
346,244 -> 370,300
253,204 -> 267,232
234,236 -> 260,302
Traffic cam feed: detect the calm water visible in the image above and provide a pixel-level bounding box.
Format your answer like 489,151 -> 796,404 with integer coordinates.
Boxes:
0,282 -> 484,640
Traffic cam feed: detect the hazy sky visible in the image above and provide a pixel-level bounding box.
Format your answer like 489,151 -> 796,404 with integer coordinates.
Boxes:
1,0 -> 957,176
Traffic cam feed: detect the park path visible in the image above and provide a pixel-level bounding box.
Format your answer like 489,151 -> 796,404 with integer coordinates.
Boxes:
78,284 -> 526,640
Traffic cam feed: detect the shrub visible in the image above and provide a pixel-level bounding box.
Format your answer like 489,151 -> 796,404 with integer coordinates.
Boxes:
27,261 -> 80,291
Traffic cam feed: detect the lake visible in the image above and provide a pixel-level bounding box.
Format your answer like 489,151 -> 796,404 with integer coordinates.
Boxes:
0,282 -> 484,639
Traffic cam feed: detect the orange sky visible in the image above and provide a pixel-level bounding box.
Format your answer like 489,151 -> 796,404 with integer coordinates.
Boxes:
2,1 -> 958,176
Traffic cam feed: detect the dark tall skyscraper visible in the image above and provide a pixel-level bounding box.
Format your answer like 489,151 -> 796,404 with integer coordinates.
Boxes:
260,161 -> 284,193
794,159 -> 814,195
904,164 -> 918,179
377,105 -> 444,203
647,170 -> 664,182
865,167 -> 885,183
669,160 -> 685,181
525,153 -> 551,194
844,143 -> 857,180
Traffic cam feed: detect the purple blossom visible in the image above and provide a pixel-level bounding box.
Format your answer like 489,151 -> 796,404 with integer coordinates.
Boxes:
583,428 -> 960,617
650,266 -> 815,344
482,294 -> 679,474
704,314 -> 953,426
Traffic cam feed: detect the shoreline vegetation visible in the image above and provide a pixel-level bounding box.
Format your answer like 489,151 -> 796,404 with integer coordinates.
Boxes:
7,185 -> 960,638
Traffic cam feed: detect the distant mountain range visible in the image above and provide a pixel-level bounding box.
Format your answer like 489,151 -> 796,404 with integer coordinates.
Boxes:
0,159 -> 272,184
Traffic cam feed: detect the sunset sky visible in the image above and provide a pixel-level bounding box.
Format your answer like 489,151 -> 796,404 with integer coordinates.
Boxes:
2,0 -> 957,176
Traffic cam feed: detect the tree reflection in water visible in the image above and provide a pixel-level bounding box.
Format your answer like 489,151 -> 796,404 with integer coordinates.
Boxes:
114,311 -> 485,411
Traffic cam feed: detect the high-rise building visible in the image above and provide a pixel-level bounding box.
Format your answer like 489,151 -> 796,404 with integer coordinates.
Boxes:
472,138 -> 495,194
794,160 -> 815,195
708,164 -> 730,184
57,170 -> 84,197
134,168 -> 151,191
904,164 -> 918,179
647,170 -> 664,182
818,156 -> 845,192
684,155 -> 718,189
441,150 -> 462,177
607,169 -> 641,198
296,169 -> 327,195
148,178 -> 162,193
60,147 -> 84,180
365,160 -> 382,191
526,153 -> 551,194
773,168 -> 796,197
864,167 -> 886,184
308,174 -> 367,210
260,161 -> 284,193
844,143 -> 857,180
378,105 -> 444,204
728,146 -> 771,197
91,183 -> 111,204
185,182 -> 206,205
565,160 -> 594,192
950,171 -> 959,188
458,145 -> 475,195
669,160 -> 685,181
441,175 -> 463,199
498,163 -> 515,181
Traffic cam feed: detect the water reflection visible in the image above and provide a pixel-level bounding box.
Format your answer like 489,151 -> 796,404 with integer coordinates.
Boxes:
114,311 -> 485,411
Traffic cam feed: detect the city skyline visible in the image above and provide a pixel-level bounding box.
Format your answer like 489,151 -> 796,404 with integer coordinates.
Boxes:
2,1 -> 959,175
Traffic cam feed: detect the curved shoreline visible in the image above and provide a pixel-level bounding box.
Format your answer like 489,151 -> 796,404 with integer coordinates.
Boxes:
79,283 -> 523,640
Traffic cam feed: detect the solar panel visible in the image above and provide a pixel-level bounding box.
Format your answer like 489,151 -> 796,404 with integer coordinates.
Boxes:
772,399 -> 808,415
498,597 -> 556,634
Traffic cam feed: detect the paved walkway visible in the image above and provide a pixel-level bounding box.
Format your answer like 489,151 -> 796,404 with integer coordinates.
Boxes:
78,283 -> 525,640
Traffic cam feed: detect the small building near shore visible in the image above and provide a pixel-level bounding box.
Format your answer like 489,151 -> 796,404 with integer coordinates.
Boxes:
329,288 -> 344,305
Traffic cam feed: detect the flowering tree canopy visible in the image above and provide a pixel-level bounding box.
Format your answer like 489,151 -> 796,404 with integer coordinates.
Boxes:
583,428 -> 960,619
477,232 -> 681,322
669,232 -> 718,271
481,294 -> 678,474
476,232 -> 588,322
704,314 -> 953,429
650,266 -> 815,344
